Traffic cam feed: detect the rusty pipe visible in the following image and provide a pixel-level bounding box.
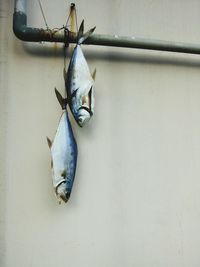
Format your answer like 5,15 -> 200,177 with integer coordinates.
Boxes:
13,0 -> 200,55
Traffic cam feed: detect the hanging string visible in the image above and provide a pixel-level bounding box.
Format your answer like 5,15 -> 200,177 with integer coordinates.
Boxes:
74,5 -> 78,33
70,3 -> 78,33
63,3 -> 78,69
37,1 -> 79,83
65,5 -> 73,29
64,4 -> 78,33
37,0 -> 49,30
63,35 -> 68,70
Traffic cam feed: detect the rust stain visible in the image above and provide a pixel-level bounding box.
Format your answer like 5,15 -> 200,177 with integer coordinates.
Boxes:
53,42 -> 57,54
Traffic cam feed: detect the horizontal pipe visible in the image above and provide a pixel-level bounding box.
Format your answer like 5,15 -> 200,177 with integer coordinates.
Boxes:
13,0 -> 200,55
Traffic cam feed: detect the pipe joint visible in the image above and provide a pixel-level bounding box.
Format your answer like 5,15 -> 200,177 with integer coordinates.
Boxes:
13,11 -> 42,41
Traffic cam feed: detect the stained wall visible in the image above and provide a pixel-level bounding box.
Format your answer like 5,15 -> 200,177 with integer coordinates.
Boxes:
1,1 -> 200,266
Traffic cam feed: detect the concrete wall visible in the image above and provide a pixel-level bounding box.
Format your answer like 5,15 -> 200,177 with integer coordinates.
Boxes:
1,0 -> 200,266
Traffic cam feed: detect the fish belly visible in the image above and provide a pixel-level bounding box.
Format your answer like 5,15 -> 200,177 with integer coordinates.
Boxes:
70,45 -> 93,94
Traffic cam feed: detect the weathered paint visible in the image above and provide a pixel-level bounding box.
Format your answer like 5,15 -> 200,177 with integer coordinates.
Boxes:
5,1 -> 200,267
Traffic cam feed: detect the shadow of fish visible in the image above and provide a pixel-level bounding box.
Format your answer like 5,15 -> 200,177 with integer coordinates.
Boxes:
47,89 -> 78,203
64,20 -> 96,127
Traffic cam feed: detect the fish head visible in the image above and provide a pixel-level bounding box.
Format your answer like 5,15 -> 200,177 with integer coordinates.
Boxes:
76,85 -> 94,127
77,108 -> 91,127
56,181 -> 71,203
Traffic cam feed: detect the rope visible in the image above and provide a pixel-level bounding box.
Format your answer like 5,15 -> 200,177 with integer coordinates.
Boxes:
38,0 -> 49,30
63,3 -> 78,69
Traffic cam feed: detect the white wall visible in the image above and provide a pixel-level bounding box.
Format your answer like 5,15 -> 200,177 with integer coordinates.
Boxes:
1,0 -> 200,266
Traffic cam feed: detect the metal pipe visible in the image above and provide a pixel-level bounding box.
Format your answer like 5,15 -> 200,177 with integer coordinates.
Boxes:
13,0 -> 200,55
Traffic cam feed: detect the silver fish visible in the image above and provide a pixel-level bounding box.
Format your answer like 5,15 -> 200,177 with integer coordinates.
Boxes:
64,20 -> 96,127
47,89 -> 78,203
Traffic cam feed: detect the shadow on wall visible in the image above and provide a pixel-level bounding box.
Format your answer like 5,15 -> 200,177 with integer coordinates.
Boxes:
22,42 -> 200,69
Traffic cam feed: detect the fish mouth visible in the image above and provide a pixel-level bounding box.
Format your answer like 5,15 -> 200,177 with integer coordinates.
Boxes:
55,180 -> 71,203
77,116 -> 89,127
77,107 -> 93,126
59,191 -> 70,203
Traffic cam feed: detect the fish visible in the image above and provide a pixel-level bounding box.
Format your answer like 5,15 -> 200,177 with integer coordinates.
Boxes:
64,20 -> 96,127
47,88 -> 78,203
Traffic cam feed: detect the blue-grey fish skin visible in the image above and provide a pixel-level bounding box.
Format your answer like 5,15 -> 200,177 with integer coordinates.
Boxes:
62,111 -> 77,193
50,109 -> 78,203
66,45 -> 79,119
64,43 -> 95,127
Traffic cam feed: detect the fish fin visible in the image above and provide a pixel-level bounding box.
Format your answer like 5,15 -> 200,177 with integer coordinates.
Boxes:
77,20 -> 84,43
55,88 -> 68,109
77,20 -> 96,45
88,86 -> 93,111
46,136 -> 52,148
92,68 -> 96,80
63,68 -> 67,81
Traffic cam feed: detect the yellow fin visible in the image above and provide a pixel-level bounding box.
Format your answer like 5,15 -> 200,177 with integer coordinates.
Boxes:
92,68 -> 97,80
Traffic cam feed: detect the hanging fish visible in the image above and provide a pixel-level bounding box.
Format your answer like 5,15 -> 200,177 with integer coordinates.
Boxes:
47,89 -> 78,203
64,20 -> 96,127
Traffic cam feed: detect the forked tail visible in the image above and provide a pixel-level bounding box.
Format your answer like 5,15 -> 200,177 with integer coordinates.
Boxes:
77,20 -> 96,45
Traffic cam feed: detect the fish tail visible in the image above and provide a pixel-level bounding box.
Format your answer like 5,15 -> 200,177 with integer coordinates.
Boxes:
55,88 -> 68,110
77,20 -> 96,45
